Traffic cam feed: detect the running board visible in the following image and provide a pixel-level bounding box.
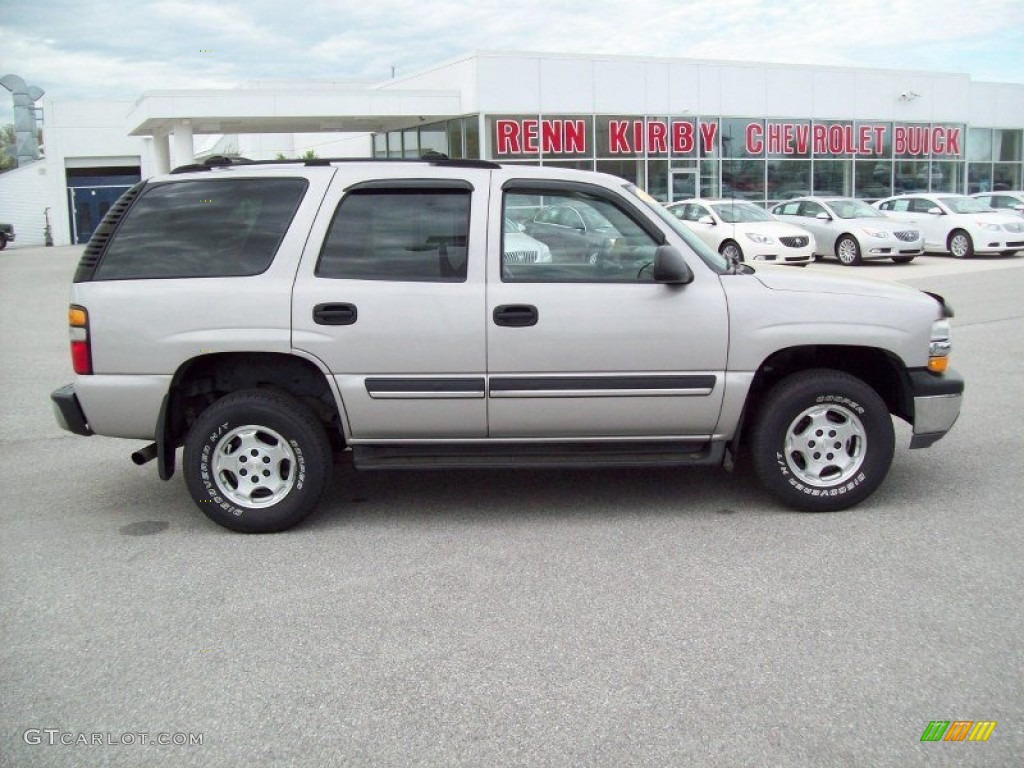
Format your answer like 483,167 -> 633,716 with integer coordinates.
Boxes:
352,441 -> 724,470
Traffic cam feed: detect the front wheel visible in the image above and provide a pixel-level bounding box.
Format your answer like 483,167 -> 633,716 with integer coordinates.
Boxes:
750,370 -> 895,511
835,235 -> 862,266
720,240 -> 743,264
183,389 -> 332,533
948,229 -> 974,259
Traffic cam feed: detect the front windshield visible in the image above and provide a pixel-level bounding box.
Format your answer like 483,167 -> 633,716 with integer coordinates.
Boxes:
827,198 -> 880,219
624,184 -> 729,272
712,202 -> 774,223
938,196 -> 993,214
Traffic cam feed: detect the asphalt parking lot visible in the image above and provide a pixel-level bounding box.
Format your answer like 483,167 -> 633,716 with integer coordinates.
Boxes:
1,245 -> 1022,768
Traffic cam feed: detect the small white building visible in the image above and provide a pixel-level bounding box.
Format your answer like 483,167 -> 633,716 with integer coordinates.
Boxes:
3,51 -> 1023,246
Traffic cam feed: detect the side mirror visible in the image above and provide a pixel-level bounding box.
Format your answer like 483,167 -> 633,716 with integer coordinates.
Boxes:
927,207 -> 944,215
698,215 -> 715,225
815,212 -> 832,221
653,245 -> 694,285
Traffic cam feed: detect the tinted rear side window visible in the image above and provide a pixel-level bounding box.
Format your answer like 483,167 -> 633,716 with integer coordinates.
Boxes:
95,178 -> 307,279
316,188 -> 471,282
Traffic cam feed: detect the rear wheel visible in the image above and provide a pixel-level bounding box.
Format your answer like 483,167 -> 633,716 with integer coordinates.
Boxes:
0,234 -> 7,250
835,235 -> 862,266
183,389 -> 332,533
948,229 -> 974,259
891,256 -> 916,264
750,370 -> 895,511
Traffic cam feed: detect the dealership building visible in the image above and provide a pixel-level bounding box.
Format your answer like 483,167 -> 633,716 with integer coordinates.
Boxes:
3,50 -> 1024,246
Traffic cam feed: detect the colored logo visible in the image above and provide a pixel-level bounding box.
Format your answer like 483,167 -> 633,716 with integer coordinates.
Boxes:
920,721 -> 997,742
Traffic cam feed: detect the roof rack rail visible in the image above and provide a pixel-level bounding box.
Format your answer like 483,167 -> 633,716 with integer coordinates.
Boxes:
169,153 -> 501,174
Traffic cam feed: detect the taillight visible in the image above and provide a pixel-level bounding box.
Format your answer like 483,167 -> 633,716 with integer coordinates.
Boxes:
69,305 -> 92,375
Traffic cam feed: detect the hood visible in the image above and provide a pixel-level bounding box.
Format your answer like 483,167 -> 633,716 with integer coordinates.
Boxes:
752,266 -> 927,301
846,216 -> 916,232
732,220 -> 810,237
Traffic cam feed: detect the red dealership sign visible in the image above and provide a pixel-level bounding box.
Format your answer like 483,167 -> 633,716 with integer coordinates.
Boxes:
494,118 -> 961,157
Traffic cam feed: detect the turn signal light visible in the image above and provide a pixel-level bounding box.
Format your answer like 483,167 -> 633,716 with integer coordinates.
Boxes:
928,357 -> 949,373
68,304 -> 92,375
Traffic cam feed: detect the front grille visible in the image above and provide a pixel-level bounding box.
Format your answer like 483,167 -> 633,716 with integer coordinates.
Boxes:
894,230 -> 919,242
504,250 -> 539,263
779,236 -> 808,248
1006,240 -> 1024,247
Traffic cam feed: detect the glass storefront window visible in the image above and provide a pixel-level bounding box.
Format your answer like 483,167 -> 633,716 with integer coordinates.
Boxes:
929,161 -> 961,193
812,122 -> 854,159
766,121 -> 811,159
596,159 -> 643,186
721,159 -> 764,199
812,160 -> 852,196
721,118 -> 763,158
894,161 -> 931,193
994,162 -> 1022,190
646,160 -> 669,201
465,117 -> 480,159
543,115 -> 593,160
967,163 -> 993,194
854,160 -> 891,200
447,120 -> 464,159
419,123 -> 448,156
402,128 -> 419,159
766,160 -> 811,200
968,128 -> 992,162
700,159 -> 720,198
596,116 -> 644,158
372,133 -> 387,158
670,119 -> 698,158
543,160 -> 595,171
854,121 -> 891,158
699,119 -> 720,159
994,130 -> 1022,162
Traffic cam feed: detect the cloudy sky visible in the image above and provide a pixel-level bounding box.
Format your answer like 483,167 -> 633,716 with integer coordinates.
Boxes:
2,0 -> 1023,125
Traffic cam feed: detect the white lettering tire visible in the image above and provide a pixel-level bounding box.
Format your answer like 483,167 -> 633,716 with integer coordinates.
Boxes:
750,370 -> 895,511
183,389 -> 332,532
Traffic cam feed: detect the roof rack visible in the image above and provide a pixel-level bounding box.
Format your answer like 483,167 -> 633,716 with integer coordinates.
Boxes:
170,152 -> 500,174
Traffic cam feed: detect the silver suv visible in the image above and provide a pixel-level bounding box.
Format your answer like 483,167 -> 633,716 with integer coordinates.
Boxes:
51,157 -> 964,532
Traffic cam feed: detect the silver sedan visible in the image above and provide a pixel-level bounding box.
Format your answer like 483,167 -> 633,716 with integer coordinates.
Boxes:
771,197 -> 924,266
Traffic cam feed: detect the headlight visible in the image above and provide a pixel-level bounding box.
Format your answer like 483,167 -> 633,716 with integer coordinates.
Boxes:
862,228 -> 889,238
745,233 -> 775,244
980,223 -> 1000,232
929,319 -> 951,373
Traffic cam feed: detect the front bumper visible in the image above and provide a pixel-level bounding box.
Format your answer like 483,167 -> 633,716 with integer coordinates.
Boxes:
51,384 -> 92,436
909,368 -> 963,448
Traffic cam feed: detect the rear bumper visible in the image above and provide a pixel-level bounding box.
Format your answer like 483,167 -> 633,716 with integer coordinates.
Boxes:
51,384 -> 92,436
909,368 -> 963,448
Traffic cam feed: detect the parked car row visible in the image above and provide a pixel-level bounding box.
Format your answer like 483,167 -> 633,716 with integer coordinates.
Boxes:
659,194 -> 1024,266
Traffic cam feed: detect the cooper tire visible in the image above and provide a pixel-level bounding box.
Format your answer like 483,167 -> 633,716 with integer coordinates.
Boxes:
183,389 -> 332,533
750,370 -> 895,511
835,235 -> 862,266
948,229 -> 974,259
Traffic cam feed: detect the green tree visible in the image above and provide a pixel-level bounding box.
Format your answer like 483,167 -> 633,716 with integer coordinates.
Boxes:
0,124 -> 16,172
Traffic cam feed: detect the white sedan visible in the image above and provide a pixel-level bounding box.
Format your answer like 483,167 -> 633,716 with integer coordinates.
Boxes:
770,197 -> 924,266
665,199 -> 813,265
873,194 -> 1024,258
971,191 -> 1024,219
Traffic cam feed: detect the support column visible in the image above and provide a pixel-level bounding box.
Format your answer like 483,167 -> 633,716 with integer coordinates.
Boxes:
172,120 -> 194,169
152,131 -> 171,175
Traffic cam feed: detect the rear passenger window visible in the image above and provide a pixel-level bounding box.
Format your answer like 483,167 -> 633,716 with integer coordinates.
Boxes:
96,178 -> 307,280
317,186 -> 471,282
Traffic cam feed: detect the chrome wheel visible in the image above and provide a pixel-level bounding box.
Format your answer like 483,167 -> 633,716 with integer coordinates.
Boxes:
720,241 -> 742,263
211,425 -> 297,508
836,236 -> 861,266
783,403 -> 867,487
949,231 -> 972,258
